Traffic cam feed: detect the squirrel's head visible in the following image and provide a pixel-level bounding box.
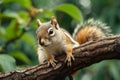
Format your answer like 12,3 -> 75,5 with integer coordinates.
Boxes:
36,16 -> 61,47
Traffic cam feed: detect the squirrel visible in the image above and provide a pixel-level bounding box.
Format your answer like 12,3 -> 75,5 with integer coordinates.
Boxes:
36,16 -> 111,67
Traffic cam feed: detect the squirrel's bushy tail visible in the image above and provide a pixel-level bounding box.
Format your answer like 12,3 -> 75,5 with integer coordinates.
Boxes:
73,19 -> 111,44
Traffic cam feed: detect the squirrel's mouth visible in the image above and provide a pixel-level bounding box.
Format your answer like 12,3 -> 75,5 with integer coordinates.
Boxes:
43,45 -> 48,47
40,41 -> 52,47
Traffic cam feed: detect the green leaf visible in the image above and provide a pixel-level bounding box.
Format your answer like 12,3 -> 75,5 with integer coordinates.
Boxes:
4,19 -> 22,40
21,33 -> 36,47
5,19 -> 18,39
3,0 -> 32,9
55,4 -> 83,23
1,10 -> 30,26
18,11 -> 30,26
2,0 -> 13,3
14,0 -> 32,9
109,63 -> 120,80
42,10 -> 55,19
10,51 -> 31,64
2,10 -> 24,24
0,54 -> 16,72
0,27 -> 6,38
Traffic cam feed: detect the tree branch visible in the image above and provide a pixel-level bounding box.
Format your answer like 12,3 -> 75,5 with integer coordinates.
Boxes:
0,34 -> 120,80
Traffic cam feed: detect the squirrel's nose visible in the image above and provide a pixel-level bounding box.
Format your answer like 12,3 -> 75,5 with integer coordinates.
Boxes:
39,39 -> 45,46
40,42 -> 44,46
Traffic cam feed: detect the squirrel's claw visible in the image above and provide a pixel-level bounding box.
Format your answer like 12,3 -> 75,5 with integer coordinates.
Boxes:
47,56 -> 57,68
65,54 -> 75,66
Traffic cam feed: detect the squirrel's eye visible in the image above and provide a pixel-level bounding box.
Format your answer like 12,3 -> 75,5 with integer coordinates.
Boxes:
48,28 -> 55,36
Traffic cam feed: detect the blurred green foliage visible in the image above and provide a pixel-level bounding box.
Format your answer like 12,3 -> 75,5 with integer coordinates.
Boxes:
0,0 -> 120,80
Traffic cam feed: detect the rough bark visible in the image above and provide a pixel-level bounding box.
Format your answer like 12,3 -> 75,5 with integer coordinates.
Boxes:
0,34 -> 120,80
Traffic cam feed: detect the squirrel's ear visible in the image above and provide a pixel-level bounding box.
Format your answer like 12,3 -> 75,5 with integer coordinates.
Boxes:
50,16 -> 59,29
36,19 -> 41,27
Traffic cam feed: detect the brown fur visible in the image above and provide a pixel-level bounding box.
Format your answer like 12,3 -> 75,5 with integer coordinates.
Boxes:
75,26 -> 105,44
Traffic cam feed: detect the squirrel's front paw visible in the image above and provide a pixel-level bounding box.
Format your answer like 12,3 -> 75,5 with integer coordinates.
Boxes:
65,54 -> 75,66
47,56 -> 57,68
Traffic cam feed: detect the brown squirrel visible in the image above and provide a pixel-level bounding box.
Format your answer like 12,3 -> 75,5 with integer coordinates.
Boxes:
36,16 -> 111,67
